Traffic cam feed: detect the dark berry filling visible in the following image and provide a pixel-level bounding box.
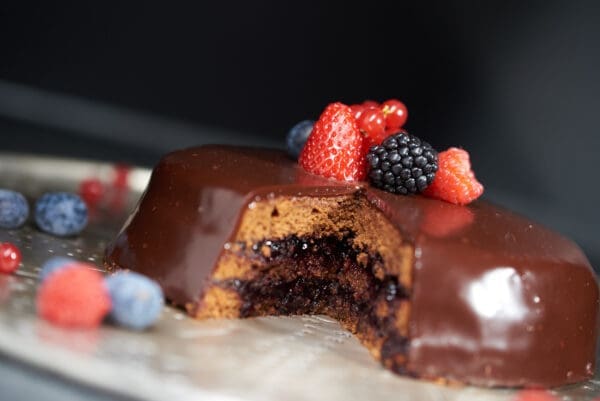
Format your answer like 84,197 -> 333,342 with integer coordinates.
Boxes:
219,233 -> 411,366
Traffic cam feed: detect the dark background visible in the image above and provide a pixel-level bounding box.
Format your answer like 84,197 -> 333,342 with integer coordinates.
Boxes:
0,1 -> 598,270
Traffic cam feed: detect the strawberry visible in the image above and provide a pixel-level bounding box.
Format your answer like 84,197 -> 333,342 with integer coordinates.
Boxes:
299,102 -> 367,181
423,147 -> 483,205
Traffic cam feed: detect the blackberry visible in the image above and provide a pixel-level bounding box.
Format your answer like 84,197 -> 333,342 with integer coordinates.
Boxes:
366,131 -> 438,195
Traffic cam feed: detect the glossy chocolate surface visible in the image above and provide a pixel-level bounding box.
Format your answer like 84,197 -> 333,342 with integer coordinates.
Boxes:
106,145 -> 599,387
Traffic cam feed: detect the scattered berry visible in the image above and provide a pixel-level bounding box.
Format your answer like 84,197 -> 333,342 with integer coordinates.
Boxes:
113,164 -> 131,189
105,272 -> 164,330
381,99 -> 408,130
367,132 -> 438,194
0,242 -> 21,274
79,178 -> 104,207
35,192 -> 88,237
0,189 -> 29,229
286,120 -> 314,159
423,147 -> 484,205
299,102 -> 367,181
39,256 -> 76,281
357,107 -> 387,146
37,264 -> 111,328
513,390 -> 558,401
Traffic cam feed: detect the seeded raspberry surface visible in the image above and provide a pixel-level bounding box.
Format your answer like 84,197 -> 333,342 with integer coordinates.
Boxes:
37,265 -> 111,328
423,147 -> 483,205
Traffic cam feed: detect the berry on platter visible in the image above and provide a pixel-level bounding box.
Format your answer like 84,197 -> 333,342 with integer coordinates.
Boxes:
0,189 -> 29,229
423,147 -> 484,205
367,132 -> 438,194
381,99 -> 408,130
39,256 -> 76,281
286,120 -> 314,159
105,271 -> 164,330
0,242 -> 21,274
35,192 -> 88,237
37,264 -> 111,328
79,178 -> 104,208
299,102 -> 367,182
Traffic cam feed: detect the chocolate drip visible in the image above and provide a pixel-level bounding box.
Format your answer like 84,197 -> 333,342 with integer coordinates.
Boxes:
105,145 -> 599,387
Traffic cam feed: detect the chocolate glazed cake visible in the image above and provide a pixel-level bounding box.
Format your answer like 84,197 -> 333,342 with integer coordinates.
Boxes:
105,145 -> 599,387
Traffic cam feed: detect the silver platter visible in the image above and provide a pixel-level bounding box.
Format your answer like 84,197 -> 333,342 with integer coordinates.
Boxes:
0,153 -> 598,401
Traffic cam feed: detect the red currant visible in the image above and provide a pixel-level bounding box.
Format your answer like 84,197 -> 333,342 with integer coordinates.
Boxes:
79,178 -> 104,207
362,99 -> 379,108
349,104 -> 366,121
357,108 -> 387,145
0,242 -> 21,274
381,99 -> 408,130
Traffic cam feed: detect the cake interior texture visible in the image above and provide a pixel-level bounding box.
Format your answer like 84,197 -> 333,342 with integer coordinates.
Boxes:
105,145 -> 599,388
202,194 -> 413,372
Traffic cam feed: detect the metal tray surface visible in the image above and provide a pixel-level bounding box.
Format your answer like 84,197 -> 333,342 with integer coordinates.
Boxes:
0,154 -> 598,401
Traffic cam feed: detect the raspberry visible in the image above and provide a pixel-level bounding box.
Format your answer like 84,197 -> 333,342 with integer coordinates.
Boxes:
0,189 -> 29,229
367,131 -> 438,194
37,265 -> 111,328
285,120 -> 314,159
105,272 -> 164,330
513,390 -> 558,401
0,242 -> 21,274
299,102 -> 367,181
423,147 -> 484,205
35,192 -> 88,237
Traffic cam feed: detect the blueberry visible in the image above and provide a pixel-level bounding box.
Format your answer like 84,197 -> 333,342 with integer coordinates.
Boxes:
35,192 -> 88,237
105,272 -> 164,330
40,256 -> 76,281
286,120 -> 314,159
0,189 -> 29,229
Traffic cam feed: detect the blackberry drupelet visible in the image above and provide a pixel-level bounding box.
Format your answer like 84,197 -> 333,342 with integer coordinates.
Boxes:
367,131 -> 438,195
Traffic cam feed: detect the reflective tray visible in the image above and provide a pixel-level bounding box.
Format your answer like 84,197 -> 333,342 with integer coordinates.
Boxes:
0,154 -> 598,401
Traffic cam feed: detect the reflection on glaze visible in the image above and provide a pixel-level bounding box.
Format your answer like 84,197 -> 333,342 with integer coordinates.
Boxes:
464,267 -> 533,351
466,267 -> 527,321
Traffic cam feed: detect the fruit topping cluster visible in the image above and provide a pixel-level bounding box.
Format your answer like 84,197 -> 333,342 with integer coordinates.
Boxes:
288,99 -> 483,205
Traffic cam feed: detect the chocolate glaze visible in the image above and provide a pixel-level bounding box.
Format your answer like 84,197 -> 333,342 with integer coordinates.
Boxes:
106,145 -> 599,387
